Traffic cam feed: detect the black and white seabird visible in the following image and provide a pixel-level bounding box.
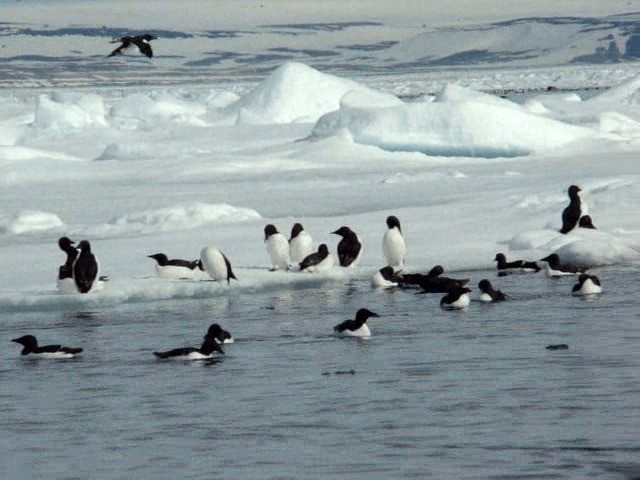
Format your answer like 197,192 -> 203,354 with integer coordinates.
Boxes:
572,273 -> 602,296
560,185 -> 583,234
299,243 -> 333,272
73,240 -> 100,293
57,236 -> 79,293
494,253 -> 540,275
12,335 -> 82,358
440,286 -> 472,310
477,279 -> 506,302
540,253 -> 589,277
153,336 -> 224,360
264,224 -> 290,271
289,223 -> 314,265
148,253 -> 199,280
333,308 -> 379,338
579,215 -> 597,230
382,215 -> 406,267
405,265 -> 469,293
57,236 -> 78,281
371,266 -> 403,288
108,34 -> 157,58
332,226 -> 362,268
204,323 -> 234,344
198,246 -> 237,284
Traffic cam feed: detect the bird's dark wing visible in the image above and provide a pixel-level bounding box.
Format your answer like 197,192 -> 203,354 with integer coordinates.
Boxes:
133,39 -> 154,58
35,344 -> 63,353
153,347 -> 197,359
108,40 -> 130,57
333,319 -> 355,333
337,241 -> 360,267
222,253 -> 237,282
299,252 -> 320,271
167,259 -> 198,269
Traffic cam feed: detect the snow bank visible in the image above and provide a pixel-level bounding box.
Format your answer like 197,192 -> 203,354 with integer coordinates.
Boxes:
89,202 -> 262,238
0,210 -> 65,235
507,228 -> 639,266
312,83 -> 600,157
110,92 -> 208,127
33,92 -> 107,130
225,62 -> 402,125
96,142 -> 163,161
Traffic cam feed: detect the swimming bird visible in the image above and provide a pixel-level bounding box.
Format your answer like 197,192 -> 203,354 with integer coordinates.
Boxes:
264,224 -> 290,271
546,344 -> 569,350
332,226 -> 362,267
333,308 -> 379,338
57,236 -> 79,293
560,185 -> 583,234
198,246 -> 237,284
153,336 -> 224,360
382,215 -> 406,267
477,279 -> 506,302
12,335 -> 82,358
108,34 -> 157,58
289,223 -> 314,264
148,253 -> 199,280
572,273 -> 602,296
494,253 -> 540,275
440,286 -> 471,310
299,244 -> 333,272
204,323 -> 234,344
371,266 -> 403,288
579,215 -> 597,229
408,265 -> 469,293
73,240 -> 100,293
540,253 -> 588,277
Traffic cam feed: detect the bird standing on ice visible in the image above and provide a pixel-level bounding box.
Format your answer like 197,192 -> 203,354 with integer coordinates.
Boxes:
108,34 -> 157,58
12,334 -> 83,358
57,236 -> 79,293
289,223 -> 313,264
333,308 -> 379,338
332,226 -> 362,267
198,246 -> 237,284
148,253 -> 199,280
299,244 -> 333,272
382,215 -> 406,267
73,240 -> 101,293
264,224 -> 290,271
560,185 -> 584,234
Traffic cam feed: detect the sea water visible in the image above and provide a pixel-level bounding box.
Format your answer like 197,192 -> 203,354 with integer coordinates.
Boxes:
1,265 -> 639,479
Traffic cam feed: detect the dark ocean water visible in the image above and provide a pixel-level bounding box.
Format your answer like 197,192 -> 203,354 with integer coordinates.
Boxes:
1,265 -> 639,479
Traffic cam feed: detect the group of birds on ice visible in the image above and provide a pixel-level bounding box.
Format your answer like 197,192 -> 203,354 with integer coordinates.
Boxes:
13,185 -> 602,360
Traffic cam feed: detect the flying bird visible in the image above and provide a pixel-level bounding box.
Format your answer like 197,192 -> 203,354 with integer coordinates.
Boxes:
108,34 -> 157,58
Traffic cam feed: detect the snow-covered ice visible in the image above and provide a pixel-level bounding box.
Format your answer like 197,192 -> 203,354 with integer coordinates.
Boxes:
0,57 -> 638,311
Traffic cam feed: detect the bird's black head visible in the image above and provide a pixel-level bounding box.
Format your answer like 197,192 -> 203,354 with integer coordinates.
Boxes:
332,226 -> 352,237
141,34 -> 157,41
356,308 -> 379,321
494,253 -> 505,262
77,240 -> 92,253
264,224 -> 278,240
290,223 -> 304,239
317,243 -> 329,255
12,335 -> 38,350
478,279 -> 492,292
204,323 -> 225,341
148,253 -> 168,265
58,237 -> 75,249
540,253 -> 559,264
427,265 -> 444,278
579,215 -> 596,229
386,215 -> 401,231
568,185 -> 581,197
